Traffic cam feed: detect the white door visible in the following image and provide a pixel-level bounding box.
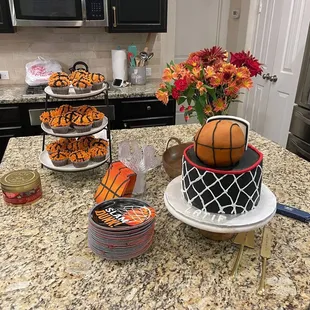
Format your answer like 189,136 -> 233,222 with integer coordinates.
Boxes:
262,0 -> 310,146
244,0 -> 284,135
173,0 -> 229,124
244,0 -> 310,147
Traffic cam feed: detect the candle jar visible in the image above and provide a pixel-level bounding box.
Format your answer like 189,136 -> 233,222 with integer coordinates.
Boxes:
0,169 -> 42,205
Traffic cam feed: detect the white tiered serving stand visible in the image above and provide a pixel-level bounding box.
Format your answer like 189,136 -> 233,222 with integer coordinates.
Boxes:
39,83 -> 112,172
164,176 -> 277,240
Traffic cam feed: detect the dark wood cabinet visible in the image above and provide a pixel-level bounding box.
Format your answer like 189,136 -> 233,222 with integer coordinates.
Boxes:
107,0 -> 167,33
0,0 -> 14,33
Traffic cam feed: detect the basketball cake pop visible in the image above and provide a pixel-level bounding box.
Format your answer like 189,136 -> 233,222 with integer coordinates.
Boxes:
181,116 -> 263,215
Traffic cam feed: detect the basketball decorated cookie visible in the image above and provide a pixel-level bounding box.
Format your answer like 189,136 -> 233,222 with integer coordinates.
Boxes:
194,119 -> 245,167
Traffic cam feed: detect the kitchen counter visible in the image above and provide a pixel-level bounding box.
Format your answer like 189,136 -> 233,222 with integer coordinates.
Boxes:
0,79 -> 160,104
1,124 -> 310,310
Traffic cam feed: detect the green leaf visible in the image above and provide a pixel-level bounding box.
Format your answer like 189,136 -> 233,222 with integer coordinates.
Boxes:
170,60 -> 175,66
232,99 -> 243,103
165,83 -> 173,92
195,96 -> 206,125
205,87 -> 216,101
177,97 -> 187,104
187,87 -> 195,99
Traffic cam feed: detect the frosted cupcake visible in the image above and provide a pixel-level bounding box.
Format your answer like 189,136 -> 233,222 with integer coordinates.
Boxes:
77,135 -> 96,150
88,73 -> 105,90
89,146 -> 107,162
72,114 -> 93,133
46,141 -> 63,155
90,138 -> 109,150
49,150 -> 69,167
69,69 -> 88,82
76,105 -> 97,115
40,110 -> 59,128
72,78 -> 92,94
49,115 -> 71,134
48,73 -> 70,95
91,111 -> 105,128
69,150 -> 90,168
56,104 -> 74,115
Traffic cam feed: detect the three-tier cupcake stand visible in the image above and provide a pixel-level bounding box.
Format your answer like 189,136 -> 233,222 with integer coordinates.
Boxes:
39,82 -> 112,172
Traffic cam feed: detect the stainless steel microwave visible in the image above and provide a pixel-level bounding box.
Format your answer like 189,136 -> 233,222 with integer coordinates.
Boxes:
9,0 -> 108,27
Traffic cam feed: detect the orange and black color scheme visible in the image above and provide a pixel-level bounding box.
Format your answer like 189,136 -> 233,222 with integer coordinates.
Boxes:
94,161 -> 137,203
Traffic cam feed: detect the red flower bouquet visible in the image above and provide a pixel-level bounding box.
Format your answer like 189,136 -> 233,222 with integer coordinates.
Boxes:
156,46 -> 262,125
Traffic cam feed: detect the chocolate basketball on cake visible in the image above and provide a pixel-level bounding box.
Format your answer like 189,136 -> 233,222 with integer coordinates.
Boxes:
194,120 -> 245,167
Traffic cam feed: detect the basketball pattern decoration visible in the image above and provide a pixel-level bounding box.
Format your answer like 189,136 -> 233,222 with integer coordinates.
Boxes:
194,118 -> 248,167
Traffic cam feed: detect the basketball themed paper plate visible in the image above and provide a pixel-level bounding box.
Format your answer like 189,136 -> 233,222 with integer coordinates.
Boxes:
88,198 -> 156,260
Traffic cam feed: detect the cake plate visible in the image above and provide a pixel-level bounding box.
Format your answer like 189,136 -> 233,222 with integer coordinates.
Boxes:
164,176 -> 277,239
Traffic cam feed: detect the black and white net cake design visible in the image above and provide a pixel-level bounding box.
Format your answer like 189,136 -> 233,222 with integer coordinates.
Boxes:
181,144 -> 263,214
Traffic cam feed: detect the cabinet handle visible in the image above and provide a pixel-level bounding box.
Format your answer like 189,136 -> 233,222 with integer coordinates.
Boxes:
147,105 -> 151,111
124,122 -> 127,128
112,6 -> 117,28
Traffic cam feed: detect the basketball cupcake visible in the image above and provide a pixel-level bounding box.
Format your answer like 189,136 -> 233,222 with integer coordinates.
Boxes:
66,140 -> 79,153
46,141 -> 63,154
49,115 -> 71,134
90,138 -> 109,150
91,111 -> 105,128
58,137 -> 76,148
56,104 -> 73,115
48,74 -> 70,95
69,150 -> 90,168
72,77 -> 92,94
69,69 -> 88,82
89,146 -> 107,162
76,105 -> 97,115
77,135 -> 96,150
72,114 -> 93,133
40,110 -> 58,128
49,150 -> 69,167
89,73 -> 105,90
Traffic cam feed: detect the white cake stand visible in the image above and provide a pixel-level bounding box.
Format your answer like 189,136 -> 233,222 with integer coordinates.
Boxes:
164,176 -> 277,238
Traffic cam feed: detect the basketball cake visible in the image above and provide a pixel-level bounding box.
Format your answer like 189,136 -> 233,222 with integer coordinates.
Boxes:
181,116 -> 263,214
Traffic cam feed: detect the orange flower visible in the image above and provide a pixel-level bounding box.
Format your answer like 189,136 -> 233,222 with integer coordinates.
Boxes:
221,63 -> 237,74
204,66 -> 215,79
204,104 -> 213,116
162,68 -> 173,82
210,73 -> 224,87
241,78 -> 253,89
236,67 -> 251,80
213,98 -> 227,112
196,81 -> 206,95
224,83 -> 240,96
159,83 -> 167,90
171,63 -> 184,79
192,67 -> 201,79
156,89 -> 169,105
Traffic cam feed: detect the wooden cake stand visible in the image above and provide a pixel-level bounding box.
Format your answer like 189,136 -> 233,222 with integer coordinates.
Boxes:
164,176 -> 277,241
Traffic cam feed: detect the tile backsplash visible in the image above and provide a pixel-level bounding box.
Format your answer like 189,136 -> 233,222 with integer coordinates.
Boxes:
0,28 -> 161,84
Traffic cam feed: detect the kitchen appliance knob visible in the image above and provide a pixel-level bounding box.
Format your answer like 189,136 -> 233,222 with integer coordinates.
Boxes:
124,123 -> 127,128
270,75 -> 278,82
262,73 -> 271,80
147,105 -> 151,111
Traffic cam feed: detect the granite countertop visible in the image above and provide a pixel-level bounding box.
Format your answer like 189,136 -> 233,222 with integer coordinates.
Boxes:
0,79 -> 160,104
1,124 -> 310,309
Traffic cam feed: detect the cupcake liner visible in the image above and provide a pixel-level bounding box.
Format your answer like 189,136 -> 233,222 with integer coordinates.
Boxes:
92,119 -> 104,128
91,155 -> 106,162
73,124 -> 93,133
51,159 -> 68,167
51,86 -> 70,95
51,126 -> 70,134
74,86 -> 92,94
72,160 -> 89,168
43,122 -> 51,129
91,82 -> 104,90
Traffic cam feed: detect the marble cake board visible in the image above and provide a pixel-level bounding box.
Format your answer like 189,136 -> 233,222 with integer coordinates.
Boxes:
164,176 -> 277,239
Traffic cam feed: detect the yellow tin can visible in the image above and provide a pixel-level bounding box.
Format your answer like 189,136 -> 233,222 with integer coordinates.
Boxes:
0,169 -> 42,205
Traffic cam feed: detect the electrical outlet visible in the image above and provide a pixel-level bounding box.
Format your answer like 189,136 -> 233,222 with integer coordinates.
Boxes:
0,71 -> 10,80
146,67 -> 152,77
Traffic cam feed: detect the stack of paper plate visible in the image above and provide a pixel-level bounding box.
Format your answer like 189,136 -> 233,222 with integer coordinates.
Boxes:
88,198 -> 156,260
